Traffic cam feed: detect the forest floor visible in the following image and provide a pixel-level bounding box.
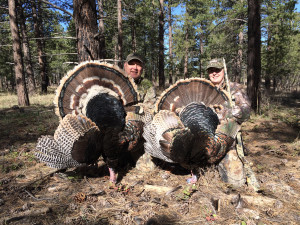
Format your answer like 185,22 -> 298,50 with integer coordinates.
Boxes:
0,90 -> 299,225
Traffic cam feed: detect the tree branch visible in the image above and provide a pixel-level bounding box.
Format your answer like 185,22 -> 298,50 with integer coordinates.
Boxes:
31,36 -> 77,40
40,0 -> 73,17
207,18 -> 247,36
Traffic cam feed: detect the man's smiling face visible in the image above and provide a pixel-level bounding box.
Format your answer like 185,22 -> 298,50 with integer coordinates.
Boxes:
124,59 -> 143,80
208,67 -> 225,86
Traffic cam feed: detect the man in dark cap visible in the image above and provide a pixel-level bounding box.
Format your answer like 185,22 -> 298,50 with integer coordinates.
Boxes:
123,53 -> 157,170
123,53 -> 155,105
124,53 -> 144,83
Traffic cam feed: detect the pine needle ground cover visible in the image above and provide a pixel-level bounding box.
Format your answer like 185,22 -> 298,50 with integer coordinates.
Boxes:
0,90 -> 299,225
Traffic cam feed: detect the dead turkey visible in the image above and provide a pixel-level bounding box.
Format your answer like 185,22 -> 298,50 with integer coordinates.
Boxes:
35,61 -> 144,183
143,78 -> 240,183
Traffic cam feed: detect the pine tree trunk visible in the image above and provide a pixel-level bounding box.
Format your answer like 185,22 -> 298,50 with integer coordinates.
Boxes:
114,35 -> 118,65
168,0 -> 173,85
265,24 -> 272,93
0,77 -> 2,90
237,28 -> 243,83
8,0 -> 29,106
199,33 -> 204,78
183,29 -> 189,79
151,0 -> 156,83
97,0 -> 106,59
19,4 -> 36,95
131,19 -> 136,52
247,0 -> 261,113
117,0 -> 123,67
31,0 -> 48,93
158,0 -> 165,89
73,0 -> 100,62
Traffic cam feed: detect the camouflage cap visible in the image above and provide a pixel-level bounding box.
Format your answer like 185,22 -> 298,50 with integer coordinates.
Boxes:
126,53 -> 144,64
207,58 -> 224,70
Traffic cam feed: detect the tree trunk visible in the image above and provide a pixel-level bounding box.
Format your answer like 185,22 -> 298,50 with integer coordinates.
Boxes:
237,27 -> 243,83
158,0 -> 165,89
73,0 -> 100,62
151,0 -> 156,83
0,76 -> 3,90
265,23 -> 272,93
247,0 -> 261,113
8,0 -> 29,106
273,77 -> 277,91
131,19 -> 136,52
199,33 -> 204,78
31,0 -> 48,93
97,0 -> 106,59
117,0 -> 123,67
168,0 -> 173,85
114,35 -> 118,65
183,29 -> 189,79
19,3 -> 36,95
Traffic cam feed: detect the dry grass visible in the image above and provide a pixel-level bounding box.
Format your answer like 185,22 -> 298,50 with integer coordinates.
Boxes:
0,86 -> 56,109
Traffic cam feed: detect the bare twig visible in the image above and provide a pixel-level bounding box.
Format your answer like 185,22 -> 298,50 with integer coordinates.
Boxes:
24,189 -> 55,201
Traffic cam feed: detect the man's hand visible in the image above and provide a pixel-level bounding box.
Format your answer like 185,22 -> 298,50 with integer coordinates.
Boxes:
232,105 -> 242,119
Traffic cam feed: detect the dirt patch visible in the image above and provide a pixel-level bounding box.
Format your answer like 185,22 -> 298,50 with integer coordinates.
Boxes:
0,100 -> 299,224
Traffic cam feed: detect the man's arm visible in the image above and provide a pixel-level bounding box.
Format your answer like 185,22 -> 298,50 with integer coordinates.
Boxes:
230,82 -> 251,124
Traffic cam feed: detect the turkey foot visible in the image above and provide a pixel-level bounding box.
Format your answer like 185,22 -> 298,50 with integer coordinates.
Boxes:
108,167 -> 117,183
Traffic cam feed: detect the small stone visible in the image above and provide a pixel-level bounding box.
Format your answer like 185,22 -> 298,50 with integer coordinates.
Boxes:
22,203 -> 31,211
274,200 -> 283,209
161,172 -> 170,179
133,216 -> 144,225
280,159 -> 288,165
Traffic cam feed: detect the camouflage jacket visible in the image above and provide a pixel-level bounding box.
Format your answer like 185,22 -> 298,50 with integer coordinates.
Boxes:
227,81 -> 251,124
136,77 -> 157,110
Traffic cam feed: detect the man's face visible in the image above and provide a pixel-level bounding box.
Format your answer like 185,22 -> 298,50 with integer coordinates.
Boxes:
208,67 -> 224,86
124,59 -> 143,80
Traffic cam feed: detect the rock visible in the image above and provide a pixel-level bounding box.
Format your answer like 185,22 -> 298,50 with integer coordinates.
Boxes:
274,200 -> 283,209
218,150 -> 245,188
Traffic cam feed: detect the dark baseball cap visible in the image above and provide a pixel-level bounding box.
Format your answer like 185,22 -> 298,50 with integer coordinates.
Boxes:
126,53 -> 144,64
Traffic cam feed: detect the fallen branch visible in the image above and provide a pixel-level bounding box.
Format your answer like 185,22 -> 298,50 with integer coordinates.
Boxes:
24,189 -> 55,201
17,167 -> 59,191
1,207 -> 51,224
144,185 -> 174,195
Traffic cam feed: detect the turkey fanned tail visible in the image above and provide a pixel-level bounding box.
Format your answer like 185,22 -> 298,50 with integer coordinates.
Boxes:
35,114 -> 101,169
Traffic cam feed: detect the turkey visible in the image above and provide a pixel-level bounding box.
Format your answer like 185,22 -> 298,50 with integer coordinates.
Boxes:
35,61 -> 144,183
143,78 -> 240,183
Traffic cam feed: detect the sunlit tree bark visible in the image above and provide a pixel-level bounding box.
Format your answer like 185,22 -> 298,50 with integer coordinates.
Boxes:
8,0 -> 29,106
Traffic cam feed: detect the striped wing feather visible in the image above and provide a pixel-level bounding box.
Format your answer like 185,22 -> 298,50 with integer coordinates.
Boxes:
35,114 -> 100,169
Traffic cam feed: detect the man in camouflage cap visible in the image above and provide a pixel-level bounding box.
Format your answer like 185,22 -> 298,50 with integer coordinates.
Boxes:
207,58 -> 252,188
207,58 -> 225,87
